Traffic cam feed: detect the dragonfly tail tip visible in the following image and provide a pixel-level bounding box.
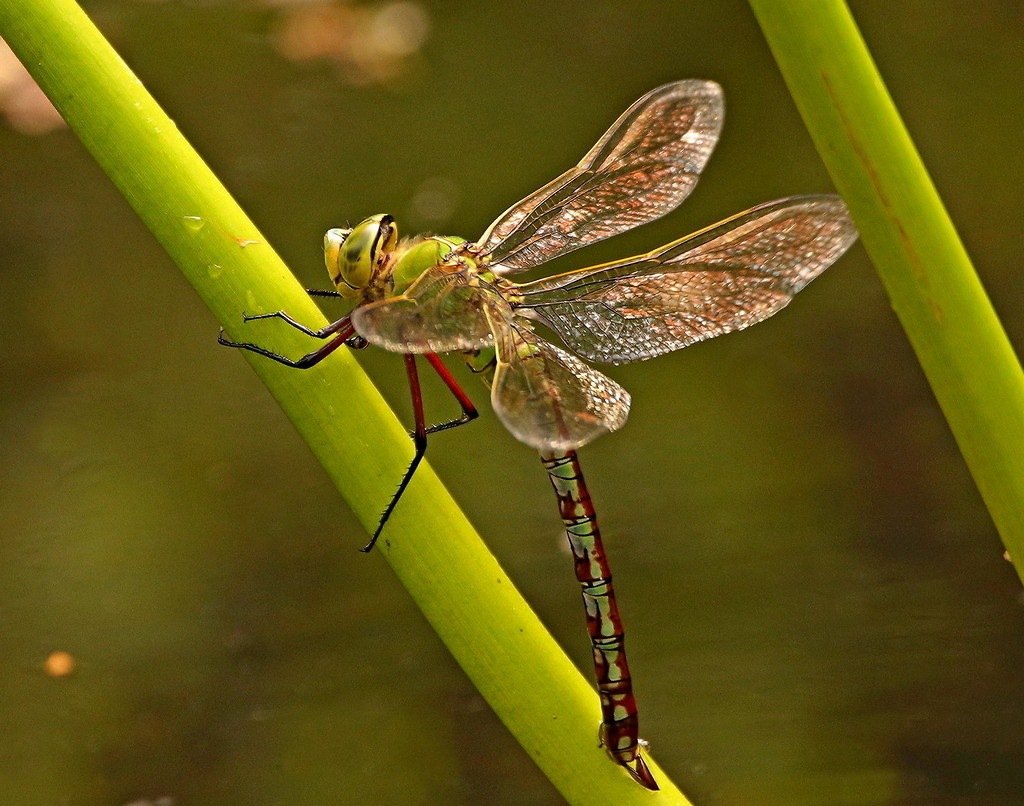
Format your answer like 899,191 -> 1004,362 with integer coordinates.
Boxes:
625,754 -> 659,791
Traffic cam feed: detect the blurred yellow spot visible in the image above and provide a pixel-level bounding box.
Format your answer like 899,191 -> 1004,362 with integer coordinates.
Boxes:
44,650 -> 76,677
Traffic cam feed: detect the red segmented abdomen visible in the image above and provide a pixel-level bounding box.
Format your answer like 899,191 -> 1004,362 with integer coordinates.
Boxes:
540,450 -> 658,790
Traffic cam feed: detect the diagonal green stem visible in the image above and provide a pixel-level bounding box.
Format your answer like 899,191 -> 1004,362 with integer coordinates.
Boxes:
750,0 -> 1024,578
0,0 -> 688,801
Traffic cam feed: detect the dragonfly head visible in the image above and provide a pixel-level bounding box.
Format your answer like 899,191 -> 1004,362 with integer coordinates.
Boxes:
324,214 -> 398,301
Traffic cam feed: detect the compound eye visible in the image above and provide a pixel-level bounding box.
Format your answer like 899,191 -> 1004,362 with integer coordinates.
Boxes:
323,215 -> 397,299
323,227 -> 352,281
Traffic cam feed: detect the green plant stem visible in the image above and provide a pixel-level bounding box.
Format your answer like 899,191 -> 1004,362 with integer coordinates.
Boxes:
0,0 -> 690,801
750,0 -> 1024,576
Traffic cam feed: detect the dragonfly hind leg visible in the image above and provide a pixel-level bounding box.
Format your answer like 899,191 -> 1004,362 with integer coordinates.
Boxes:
362,353 -> 479,552
421,353 -> 478,435
361,353 -> 430,552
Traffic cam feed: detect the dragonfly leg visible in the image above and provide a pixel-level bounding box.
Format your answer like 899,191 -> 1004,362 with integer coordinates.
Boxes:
421,353 -> 479,435
237,310 -> 348,339
361,353 -> 428,553
363,353 -> 477,551
218,316 -> 355,369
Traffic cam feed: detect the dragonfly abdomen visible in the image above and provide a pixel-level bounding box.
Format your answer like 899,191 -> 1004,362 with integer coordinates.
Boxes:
540,450 -> 658,790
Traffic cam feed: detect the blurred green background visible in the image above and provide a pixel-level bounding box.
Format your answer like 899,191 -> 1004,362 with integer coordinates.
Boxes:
2,1 -> 1023,804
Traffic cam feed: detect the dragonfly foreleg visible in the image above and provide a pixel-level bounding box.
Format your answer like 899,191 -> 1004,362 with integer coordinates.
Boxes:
238,310 -> 345,339
217,315 -> 355,369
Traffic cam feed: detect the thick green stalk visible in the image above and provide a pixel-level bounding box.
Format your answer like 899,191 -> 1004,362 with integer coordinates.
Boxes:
0,0 -> 688,801
750,0 -> 1024,575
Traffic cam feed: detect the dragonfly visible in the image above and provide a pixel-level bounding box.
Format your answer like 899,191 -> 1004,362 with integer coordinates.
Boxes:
219,79 -> 858,790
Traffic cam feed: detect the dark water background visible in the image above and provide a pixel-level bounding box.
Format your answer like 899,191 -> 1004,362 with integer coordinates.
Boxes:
2,2 -> 1023,804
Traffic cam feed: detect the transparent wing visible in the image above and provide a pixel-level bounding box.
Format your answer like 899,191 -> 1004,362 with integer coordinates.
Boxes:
515,195 -> 857,364
488,311 -> 631,452
477,80 -> 724,274
351,264 -> 497,354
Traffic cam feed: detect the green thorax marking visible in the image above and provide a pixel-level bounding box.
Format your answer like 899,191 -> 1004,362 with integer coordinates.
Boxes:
390,233 -> 466,296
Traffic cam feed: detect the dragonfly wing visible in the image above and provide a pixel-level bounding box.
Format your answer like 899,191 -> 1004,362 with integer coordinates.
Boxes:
517,195 -> 857,364
477,80 -> 723,273
488,314 -> 631,452
351,265 -> 496,354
